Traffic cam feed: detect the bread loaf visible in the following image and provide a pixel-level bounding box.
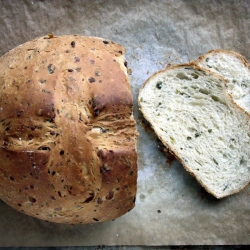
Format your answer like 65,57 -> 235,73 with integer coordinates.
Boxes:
0,35 -> 138,224
138,64 -> 250,198
196,49 -> 250,115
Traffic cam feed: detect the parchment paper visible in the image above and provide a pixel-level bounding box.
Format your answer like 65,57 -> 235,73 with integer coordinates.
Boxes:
0,0 -> 250,247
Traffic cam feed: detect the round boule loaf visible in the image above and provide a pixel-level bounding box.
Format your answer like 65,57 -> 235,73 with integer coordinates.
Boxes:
0,35 -> 138,224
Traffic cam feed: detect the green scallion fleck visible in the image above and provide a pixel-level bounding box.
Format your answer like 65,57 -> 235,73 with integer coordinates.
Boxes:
195,132 -> 201,138
156,81 -> 163,89
213,158 -> 218,165
170,137 -> 175,143
195,160 -> 202,166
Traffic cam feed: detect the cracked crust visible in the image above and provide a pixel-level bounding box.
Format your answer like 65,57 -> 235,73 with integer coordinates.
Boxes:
0,35 -> 138,224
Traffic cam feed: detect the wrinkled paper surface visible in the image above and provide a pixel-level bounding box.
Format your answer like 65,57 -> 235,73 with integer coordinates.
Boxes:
0,0 -> 250,246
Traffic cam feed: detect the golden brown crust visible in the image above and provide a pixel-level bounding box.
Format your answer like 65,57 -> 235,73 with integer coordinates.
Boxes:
0,35 -> 138,224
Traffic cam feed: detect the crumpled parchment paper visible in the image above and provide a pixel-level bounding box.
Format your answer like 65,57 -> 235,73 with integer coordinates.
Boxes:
0,0 -> 249,247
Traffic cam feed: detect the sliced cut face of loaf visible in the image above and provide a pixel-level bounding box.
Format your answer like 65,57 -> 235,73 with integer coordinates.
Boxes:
138,64 -> 250,198
196,50 -> 250,115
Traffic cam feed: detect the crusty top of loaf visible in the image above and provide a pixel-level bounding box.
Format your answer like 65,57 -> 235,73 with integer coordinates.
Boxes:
0,35 -> 138,224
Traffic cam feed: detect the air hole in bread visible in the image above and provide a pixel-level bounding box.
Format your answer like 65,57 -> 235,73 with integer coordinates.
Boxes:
176,72 -> 191,80
38,146 -> 51,151
199,89 -> 210,95
187,127 -> 197,133
191,73 -> 199,79
211,95 -> 226,105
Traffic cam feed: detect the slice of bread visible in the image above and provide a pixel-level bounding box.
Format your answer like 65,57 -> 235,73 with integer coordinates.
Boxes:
196,49 -> 250,115
138,64 -> 250,198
